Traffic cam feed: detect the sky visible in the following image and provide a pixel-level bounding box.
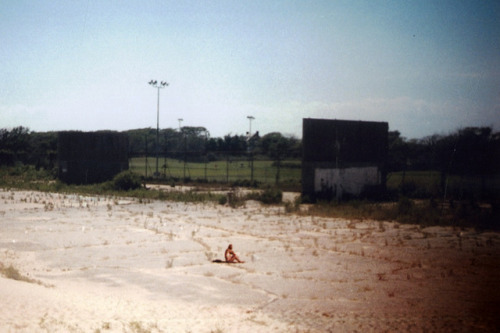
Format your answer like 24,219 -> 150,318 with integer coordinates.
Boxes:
1,1 -> 499,139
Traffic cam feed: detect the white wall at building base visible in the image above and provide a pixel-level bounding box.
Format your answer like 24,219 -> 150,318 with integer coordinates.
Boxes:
315,166 -> 380,200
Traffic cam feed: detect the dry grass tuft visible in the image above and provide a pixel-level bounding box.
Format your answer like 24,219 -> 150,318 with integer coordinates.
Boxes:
0,263 -> 50,287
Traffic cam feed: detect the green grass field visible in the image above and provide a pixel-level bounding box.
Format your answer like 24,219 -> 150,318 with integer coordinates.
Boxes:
387,170 -> 500,199
387,171 -> 442,196
129,157 -> 301,185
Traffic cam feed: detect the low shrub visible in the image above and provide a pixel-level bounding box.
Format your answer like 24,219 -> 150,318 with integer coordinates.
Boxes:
397,196 -> 413,215
218,195 -> 227,205
231,179 -> 260,188
112,171 -> 142,191
258,187 -> 283,204
0,263 -> 43,285
227,191 -> 245,207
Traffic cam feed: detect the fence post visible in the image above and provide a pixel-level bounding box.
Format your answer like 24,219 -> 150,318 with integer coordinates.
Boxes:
226,153 -> 230,183
204,153 -> 208,182
250,152 -> 254,182
183,133 -> 187,180
204,134 -> 208,182
275,158 -> 281,185
144,134 -> 148,178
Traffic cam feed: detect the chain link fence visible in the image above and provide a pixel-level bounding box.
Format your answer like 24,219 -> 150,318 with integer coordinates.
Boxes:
129,152 -> 301,186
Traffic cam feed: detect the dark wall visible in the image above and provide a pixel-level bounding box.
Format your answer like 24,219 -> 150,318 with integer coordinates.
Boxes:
58,131 -> 128,184
302,118 -> 388,199
303,118 -> 388,165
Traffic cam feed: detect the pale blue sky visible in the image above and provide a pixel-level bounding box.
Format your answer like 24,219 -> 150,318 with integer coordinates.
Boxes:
1,1 -> 499,139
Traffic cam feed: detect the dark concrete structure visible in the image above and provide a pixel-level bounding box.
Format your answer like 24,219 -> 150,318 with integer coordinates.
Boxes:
58,131 -> 129,184
302,118 -> 388,200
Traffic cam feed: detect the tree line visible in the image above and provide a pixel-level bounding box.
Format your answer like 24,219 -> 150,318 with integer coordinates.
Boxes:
0,126 -> 302,168
1,125 -> 499,183
388,127 -> 499,176
0,127 -> 58,170
126,127 -> 302,162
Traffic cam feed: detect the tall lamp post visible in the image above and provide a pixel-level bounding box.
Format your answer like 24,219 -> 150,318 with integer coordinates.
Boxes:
148,80 -> 168,177
247,116 -> 255,138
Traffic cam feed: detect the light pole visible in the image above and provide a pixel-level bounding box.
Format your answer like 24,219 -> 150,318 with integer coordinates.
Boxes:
148,79 -> 168,177
247,116 -> 255,138
178,118 -> 183,131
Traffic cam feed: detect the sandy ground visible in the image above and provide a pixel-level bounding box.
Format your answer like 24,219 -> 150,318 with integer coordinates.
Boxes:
0,188 -> 499,332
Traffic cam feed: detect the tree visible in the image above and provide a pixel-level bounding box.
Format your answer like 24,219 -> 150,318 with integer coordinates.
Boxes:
181,126 -> 208,154
259,132 -> 299,159
387,131 -> 407,172
29,131 -> 57,169
221,134 -> 247,155
259,132 -> 295,184
0,126 -> 32,165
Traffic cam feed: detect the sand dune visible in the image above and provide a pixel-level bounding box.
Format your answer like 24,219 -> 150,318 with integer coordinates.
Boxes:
1,188 -> 499,332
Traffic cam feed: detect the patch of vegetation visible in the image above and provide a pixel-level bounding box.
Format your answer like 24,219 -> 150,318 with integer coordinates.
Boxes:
231,179 -> 260,188
258,187 -> 283,204
303,196 -> 499,230
0,165 -> 55,187
218,195 -> 227,205
0,263 -> 47,286
127,321 -> 157,333
245,186 -> 283,204
0,166 -> 226,204
214,187 -> 284,207
227,191 -> 245,208
1,164 -> 498,230
111,170 -> 142,191
158,190 -> 226,203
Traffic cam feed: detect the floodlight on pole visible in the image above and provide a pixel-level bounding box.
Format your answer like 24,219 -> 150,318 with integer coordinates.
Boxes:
247,116 -> 255,137
148,79 -> 168,177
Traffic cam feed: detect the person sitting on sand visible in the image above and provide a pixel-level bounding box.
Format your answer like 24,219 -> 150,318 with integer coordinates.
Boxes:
225,244 -> 244,263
